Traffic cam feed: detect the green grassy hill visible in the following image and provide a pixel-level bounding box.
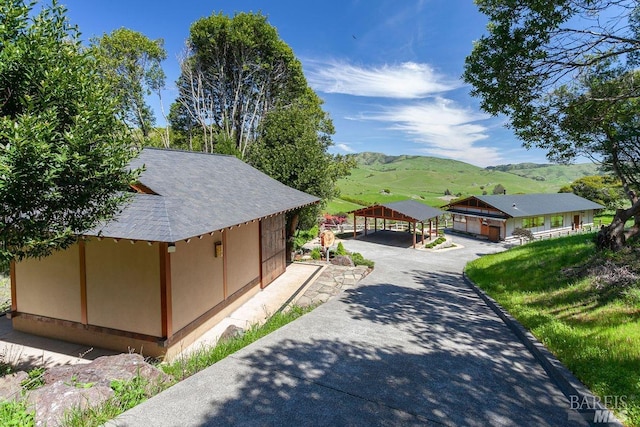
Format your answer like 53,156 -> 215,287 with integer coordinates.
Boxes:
487,162 -> 601,188
326,152 -> 601,213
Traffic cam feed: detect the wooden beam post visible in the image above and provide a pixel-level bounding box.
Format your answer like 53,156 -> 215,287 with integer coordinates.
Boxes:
79,240 -> 88,325
421,222 -> 425,244
353,213 -> 357,239
413,221 -> 417,248
159,242 -> 173,339
223,230 -> 228,299
258,220 -> 264,289
9,260 -> 16,313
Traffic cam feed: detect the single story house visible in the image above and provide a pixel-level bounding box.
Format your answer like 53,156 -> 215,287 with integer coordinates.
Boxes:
10,148 -> 319,359
445,193 -> 603,242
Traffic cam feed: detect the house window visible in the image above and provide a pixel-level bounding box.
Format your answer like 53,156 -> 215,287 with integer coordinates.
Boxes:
522,216 -> 544,228
551,215 -> 563,228
454,214 -> 466,223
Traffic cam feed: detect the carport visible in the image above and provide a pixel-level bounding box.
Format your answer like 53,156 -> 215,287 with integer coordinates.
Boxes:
349,200 -> 444,248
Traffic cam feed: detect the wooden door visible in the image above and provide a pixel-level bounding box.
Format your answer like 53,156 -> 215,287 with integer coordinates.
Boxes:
260,214 -> 286,288
488,226 -> 501,242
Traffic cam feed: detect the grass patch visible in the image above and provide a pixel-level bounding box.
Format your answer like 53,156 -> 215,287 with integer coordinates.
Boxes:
61,376 -> 162,427
465,233 -> 640,426
163,305 -> 316,381
0,400 -> 34,426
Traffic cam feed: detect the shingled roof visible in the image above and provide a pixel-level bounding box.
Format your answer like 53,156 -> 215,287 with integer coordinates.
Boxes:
448,193 -> 603,218
349,200 -> 443,222
87,149 -> 320,242
381,200 -> 444,222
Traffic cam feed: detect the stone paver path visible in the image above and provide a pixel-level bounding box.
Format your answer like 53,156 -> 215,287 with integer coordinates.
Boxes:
295,264 -> 370,307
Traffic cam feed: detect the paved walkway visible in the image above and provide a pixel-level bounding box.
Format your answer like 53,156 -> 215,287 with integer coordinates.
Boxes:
111,232 -> 594,426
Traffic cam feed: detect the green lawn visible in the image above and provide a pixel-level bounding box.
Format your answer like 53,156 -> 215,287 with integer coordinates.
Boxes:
465,234 -> 640,426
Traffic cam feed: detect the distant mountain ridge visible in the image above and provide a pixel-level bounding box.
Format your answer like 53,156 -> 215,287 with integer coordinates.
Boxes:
351,152 -> 599,173
327,152 -> 602,213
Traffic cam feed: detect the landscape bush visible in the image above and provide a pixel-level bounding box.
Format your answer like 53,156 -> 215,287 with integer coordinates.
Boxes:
424,236 -> 446,249
293,225 -> 319,251
350,252 -> 374,268
335,242 -> 347,256
512,227 -> 534,241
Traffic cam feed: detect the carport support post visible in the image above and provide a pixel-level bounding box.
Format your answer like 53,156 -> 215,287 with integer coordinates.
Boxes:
429,220 -> 433,240
412,221 -> 417,249
364,216 -> 368,236
353,213 -> 357,238
421,221 -> 425,244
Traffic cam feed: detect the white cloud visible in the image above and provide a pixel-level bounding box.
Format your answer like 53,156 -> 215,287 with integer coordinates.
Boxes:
305,60 -> 461,98
336,143 -> 355,153
304,59 -> 501,166
361,98 -> 503,167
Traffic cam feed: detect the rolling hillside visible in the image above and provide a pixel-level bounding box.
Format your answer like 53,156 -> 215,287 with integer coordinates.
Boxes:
326,152 -> 601,213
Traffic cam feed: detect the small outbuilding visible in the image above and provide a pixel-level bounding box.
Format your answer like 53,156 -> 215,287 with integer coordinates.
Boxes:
349,200 -> 444,248
10,149 -> 319,359
445,193 -> 603,242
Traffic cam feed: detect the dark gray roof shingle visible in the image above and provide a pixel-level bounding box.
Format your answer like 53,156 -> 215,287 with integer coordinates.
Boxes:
88,149 -> 319,241
453,193 -> 603,218
381,200 -> 444,222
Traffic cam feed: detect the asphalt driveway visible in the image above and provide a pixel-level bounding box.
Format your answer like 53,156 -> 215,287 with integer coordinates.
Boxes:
111,232 -> 588,426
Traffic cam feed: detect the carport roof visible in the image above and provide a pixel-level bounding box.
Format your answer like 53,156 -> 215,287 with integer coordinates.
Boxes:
349,200 -> 444,223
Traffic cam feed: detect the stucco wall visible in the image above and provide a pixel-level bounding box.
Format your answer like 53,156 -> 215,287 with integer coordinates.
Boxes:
171,232 -> 225,332
85,239 -> 161,336
226,222 -> 260,296
14,244 -> 82,322
505,210 -> 598,238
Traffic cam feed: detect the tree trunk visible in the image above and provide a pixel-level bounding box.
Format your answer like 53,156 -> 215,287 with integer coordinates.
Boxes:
596,194 -> 640,251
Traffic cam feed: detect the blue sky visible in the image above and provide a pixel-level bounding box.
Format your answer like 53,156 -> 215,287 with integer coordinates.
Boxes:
58,0 -> 552,167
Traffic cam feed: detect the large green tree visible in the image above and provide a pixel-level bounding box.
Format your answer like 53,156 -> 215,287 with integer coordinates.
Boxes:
172,11 -> 306,156
247,89 -> 355,232
90,28 -> 167,144
0,0 -> 138,261
464,1 -> 640,250
559,175 -> 624,209
173,10 -> 353,237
